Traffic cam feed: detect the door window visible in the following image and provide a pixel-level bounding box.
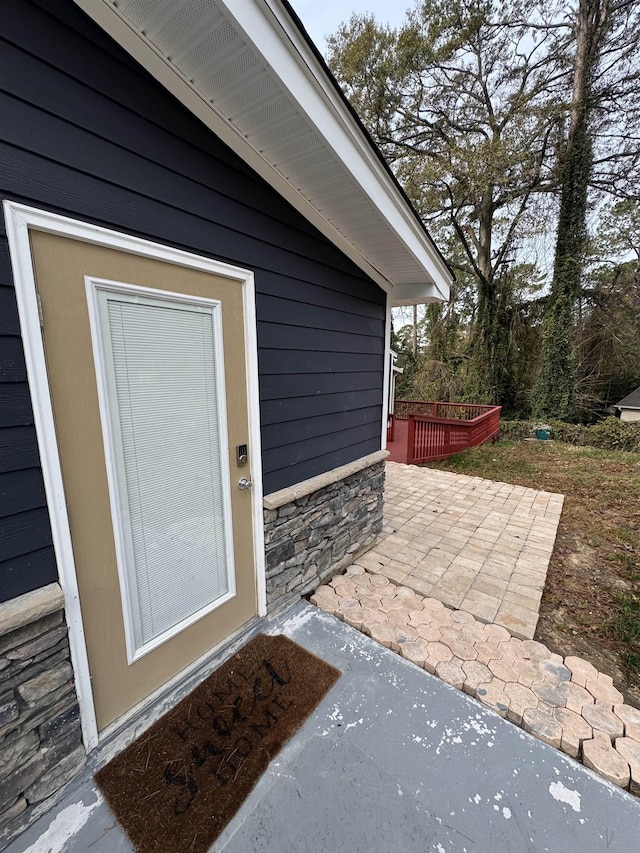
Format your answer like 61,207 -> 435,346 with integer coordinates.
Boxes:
92,285 -> 235,659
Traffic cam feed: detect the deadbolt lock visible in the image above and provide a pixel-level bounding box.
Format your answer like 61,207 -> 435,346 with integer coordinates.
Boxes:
236,444 -> 248,466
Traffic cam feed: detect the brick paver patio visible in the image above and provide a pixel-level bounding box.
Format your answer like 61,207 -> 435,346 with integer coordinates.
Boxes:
358,461 -> 564,639
311,462 -> 640,795
311,566 -> 640,796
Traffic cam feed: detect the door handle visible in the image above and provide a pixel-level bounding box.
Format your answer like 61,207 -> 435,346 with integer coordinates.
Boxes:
238,478 -> 253,490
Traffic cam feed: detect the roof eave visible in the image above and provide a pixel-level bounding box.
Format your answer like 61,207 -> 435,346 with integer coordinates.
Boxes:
72,0 -> 452,303
390,283 -> 447,306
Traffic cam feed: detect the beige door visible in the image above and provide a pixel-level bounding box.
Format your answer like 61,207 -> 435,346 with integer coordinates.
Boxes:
30,231 -> 257,732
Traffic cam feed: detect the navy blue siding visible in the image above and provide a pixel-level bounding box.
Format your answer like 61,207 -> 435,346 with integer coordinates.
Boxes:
0,0 -> 386,601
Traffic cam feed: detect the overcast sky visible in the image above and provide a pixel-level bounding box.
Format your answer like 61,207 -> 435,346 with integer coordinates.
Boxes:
291,1 -> 413,51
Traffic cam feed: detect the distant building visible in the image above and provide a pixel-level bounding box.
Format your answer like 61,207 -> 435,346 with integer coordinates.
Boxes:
615,386 -> 640,422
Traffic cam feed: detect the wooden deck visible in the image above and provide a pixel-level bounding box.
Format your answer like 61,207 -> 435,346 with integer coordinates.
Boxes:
386,416 -> 410,463
386,402 -> 501,464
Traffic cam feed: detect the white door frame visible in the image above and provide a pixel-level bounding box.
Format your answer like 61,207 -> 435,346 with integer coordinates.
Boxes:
381,296 -> 392,448
3,201 -> 266,752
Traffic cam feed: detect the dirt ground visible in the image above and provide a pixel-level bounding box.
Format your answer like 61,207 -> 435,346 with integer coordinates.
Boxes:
426,440 -> 640,709
538,523 -> 640,708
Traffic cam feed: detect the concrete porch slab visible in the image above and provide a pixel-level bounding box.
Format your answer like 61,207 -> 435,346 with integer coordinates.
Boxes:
369,462 -> 564,638
8,605 -> 640,853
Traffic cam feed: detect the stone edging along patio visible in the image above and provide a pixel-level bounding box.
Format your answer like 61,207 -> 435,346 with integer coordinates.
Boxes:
311,565 -> 640,796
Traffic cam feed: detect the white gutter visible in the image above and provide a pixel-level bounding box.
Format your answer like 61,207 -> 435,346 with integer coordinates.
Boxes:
231,0 -> 452,301
72,0 -> 452,301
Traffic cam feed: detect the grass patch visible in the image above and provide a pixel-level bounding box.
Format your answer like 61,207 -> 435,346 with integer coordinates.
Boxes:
424,439 -> 640,696
611,593 -> 640,675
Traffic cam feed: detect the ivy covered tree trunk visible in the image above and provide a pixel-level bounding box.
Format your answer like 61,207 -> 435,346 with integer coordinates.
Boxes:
465,281 -> 497,404
465,273 -> 521,409
463,196 -> 498,403
460,197 -> 518,407
532,0 -> 608,420
532,119 -> 592,419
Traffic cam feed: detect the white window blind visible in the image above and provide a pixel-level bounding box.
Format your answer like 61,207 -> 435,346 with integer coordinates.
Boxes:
97,289 -> 231,653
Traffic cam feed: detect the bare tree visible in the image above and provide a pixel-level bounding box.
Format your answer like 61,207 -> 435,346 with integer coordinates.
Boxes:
328,0 -> 564,404
532,0 -> 640,419
328,0 -> 640,416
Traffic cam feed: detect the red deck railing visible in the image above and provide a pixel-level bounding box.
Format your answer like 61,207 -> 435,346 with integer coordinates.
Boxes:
391,401 -> 501,464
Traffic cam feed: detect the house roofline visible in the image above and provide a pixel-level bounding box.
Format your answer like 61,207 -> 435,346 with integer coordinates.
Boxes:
72,0 -> 452,304
276,0 -> 455,287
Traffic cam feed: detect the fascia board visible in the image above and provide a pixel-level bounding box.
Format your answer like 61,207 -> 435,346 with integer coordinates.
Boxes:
72,0 -> 451,300
72,0 -> 396,293
227,0 -> 452,297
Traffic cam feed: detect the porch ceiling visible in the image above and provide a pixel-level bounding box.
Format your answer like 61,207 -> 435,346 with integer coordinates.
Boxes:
73,0 -> 452,305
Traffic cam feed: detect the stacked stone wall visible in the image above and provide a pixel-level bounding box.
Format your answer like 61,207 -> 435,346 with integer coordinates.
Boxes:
0,585 -> 85,850
0,452 -> 389,846
264,452 -> 387,616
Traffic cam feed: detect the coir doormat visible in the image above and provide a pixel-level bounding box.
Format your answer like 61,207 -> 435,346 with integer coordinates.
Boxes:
95,633 -> 340,853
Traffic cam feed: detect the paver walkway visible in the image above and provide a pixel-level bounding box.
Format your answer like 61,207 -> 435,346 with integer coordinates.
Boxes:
311,566 -> 640,796
357,461 -> 564,639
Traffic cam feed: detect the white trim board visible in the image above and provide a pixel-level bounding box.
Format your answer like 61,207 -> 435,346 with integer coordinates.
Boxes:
71,0 -> 452,303
381,295 -> 392,448
3,201 -> 266,752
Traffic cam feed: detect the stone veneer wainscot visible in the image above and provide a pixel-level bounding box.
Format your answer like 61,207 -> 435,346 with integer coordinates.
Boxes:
0,585 -> 85,849
0,451 -> 388,845
263,451 -> 388,616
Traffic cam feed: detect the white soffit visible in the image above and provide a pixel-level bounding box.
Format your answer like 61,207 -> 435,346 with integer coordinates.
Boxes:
74,0 -> 452,303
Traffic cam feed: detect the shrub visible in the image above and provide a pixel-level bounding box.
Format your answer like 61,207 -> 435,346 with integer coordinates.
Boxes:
500,417 -> 640,453
583,417 -> 640,453
498,420 -> 535,441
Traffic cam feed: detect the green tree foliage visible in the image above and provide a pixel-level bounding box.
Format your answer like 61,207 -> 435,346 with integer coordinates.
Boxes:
572,200 -> 640,417
531,0 -> 640,420
393,262 -> 545,416
328,1 -> 562,407
574,260 -> 640,417
328,1 -> 640,420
